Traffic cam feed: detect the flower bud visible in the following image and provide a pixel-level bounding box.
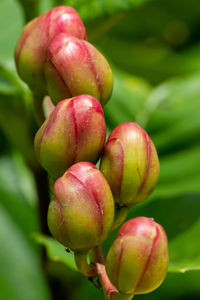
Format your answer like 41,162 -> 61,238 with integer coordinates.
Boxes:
34,95 -> 106,179
100,122 -> 159,208
48,162 -> 114,252
106,217 -> 168,295
44,33 -> 113,106
15,6 -> 87,95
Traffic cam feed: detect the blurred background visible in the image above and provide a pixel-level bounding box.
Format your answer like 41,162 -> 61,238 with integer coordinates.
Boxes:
0,0 -> 200,299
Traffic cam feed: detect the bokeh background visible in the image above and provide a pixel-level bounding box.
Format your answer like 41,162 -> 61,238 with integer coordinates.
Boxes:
0,0 -> 200,299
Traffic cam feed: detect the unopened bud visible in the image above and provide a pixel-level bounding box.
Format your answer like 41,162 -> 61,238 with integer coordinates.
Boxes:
48,162 -> 115,252
100,122 -> 159,208
34,95 -> 106,179
106,217 -> 168,295
44,33 -> 113,105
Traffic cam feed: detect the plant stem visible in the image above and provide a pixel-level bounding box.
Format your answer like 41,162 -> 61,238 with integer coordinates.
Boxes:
33,167 -> 50,236
33,93 -> 45,125
96,263 -> 118,300
91,245 -> 105,264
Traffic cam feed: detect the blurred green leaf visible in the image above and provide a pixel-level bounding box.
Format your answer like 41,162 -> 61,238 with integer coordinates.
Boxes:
0,61 -> 38,167
93,0 -> 200,84
145,72 -> 200,135
140,145 -> 200,202
0,205 -> 50,300
33,233 -> 78,272
65,0 -> 153,21
0,0 -> 24,60
159,145 -> 200,186
98,38 -> 200,85
0,153 -> 38,240
152,114 -> 200,154
104,68 -> 151,130
142,74 -> 200,168
40,0 -> 53,14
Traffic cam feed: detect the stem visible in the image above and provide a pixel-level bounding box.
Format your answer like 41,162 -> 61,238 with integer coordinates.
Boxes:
33,94 -> 45,125
33,167 -> 50,236
96,263 -> 118,300
91,245 -> 105,264
74,251 -> 97,277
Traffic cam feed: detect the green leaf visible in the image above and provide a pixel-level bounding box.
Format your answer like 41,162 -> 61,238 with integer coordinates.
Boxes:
145,145 -> 200,200
0,0 -> 24,61
145,72 -> 200,135
0,153 -> 38,245
104,68 -> 151,129
159,145 -> 200,185
33,233 -> 78,272
0,205 -> 50,300
92,1 -> 200,84
0,61 -> 38,167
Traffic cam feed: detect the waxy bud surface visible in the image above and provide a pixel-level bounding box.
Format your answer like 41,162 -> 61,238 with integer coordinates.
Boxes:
44,33 -> 113,105
34,95 -> 106,179
106,217 -> 168,295
100,122 -> 159,208
48,162 -> 115,252
15,6 -> 87,94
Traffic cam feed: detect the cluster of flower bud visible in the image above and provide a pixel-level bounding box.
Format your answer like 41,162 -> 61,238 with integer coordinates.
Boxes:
15,6 -> 168,299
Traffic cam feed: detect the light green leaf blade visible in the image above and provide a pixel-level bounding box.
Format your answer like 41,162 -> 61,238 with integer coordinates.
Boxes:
104,68 -> 151,130
0,205 -> 50,300
33,233 -> 78,272
0,0 -> 23,60
0,154 -> 38,240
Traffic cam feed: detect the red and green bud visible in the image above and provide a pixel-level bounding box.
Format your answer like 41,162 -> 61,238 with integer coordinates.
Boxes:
44,33 -> 113,106
15,6 -> 87,95
48,162 -> 115,252
34,95 -> 106,179
100,122 -> 159,209
106,217 -> 168,296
